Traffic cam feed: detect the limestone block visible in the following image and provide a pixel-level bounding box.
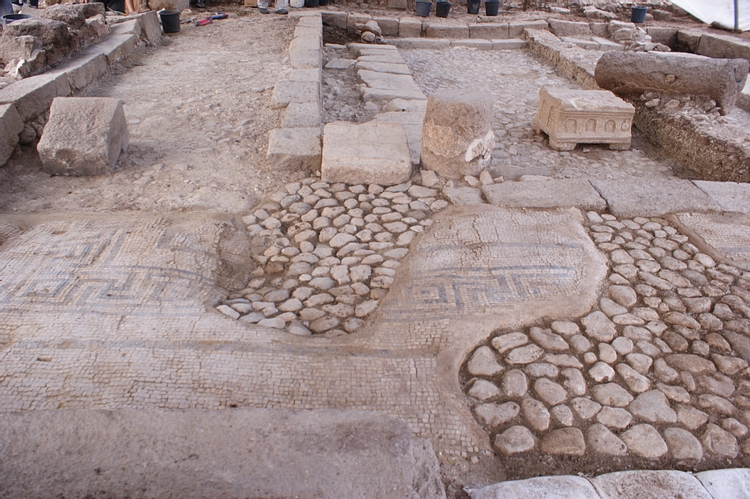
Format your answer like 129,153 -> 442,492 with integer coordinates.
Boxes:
591,36 -> 624,52
271,81 -> 320,108
322,121 -> 411,185
389,38 -> 451,50
696,33 -> 750,62
135,11 -> 163,46
468,475 -> 600,499
266,127 -> 321,171
48,50 -> 107,91
282,102 -> 321,128
469,23 -> 509,40
90,34 -> 138,65
508,20 -> 547,38
37,97 -> 129,176
347,13 -> 372,33
425,24 -> 469,39
0,72 -> 71,121
3,18 -> 69,49
290,47 -> 321,70
590,470 -> 713,499
421,90 -> 495,179
290,34 -> 322,54
358,70 -> 426,102
483,179 -> 606,211
451,39 -> 493,50
348,43 -> 398,57
374,109 -> 426,165
533,86 -> 634,151
399,18 -> 422,38
589,178 -> 721,217
594,51 -> 749,115
322,11 -> 348,29
373,17 -> 399,36
148,0 -> 189,11
109,19 -> 138,36
0,35 -> 43,66
356,61 -> 410,74
549,19 -> 591,38
645,27 -> 678,47
0,104 -> 24,166
388,0 -> 407,9
289,68 -> 321,83
492,39 -> 527,50
38,4 -> 86,29
677,30 -> 702,53
696,468 -> 750,499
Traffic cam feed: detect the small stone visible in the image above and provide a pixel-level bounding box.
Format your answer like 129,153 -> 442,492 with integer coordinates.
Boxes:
506,344 -> 544,365
654,358 -> 679,382
629,390 -> 677,423
529,327 -> 568,351
468,379 -> 501,401
616,363 -> 651,393
525,363 -> 559,378
570,335 -> 593,353
343,317 -> 365,333
598,343 -> 618,364
721,418 -> 748,438
571,397 -> 602,420
702,424 -> 739,457
697,372 -> 735,398
601,297 -> 628,317
492,332 -> 528,354
596,407 -> 632,429
475,402 -> 520,428
287,322 -> 313,336
258,317 -> 285,329
621,424 -> 668,458
676,404 -> 709,430
502,369 -> 528,398
664,427 -> 703,460
468,346 -> 504,377
551,320 -> 579,336
551,405 -> 574,427
494,426 -> 536,455
609,285 -> 638,308
656,383 -> 691,404
625,353 -> 652,375
612,337 -> 634,356
587,423 -> 628,455
592,383 -> 634,407
541,428 -> 585,456
309,316 -> 339,333
355,299 -> 379,318
534,378 -> 567,405
589,362 -> 615,382
522,398 -> 550,431
562,368 -> 586,396
712,354 -> 748,376
665,354 -> 717,374
582,311 -> 617,342
278,298 -> 304,312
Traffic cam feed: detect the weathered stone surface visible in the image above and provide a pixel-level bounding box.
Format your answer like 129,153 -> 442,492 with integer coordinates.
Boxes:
582,311 -> 617,342
0,409 -> 445,499
0,104 -> 23,166
467,346 -> 503,377
620,424 -> 668,458
467,475 -> 600,499
502,370 -> 528,398
491,332 -> 528,354
38,4 -> 86,29
0,71 -> 71,122
467,379 -> 501,401
571,397 -> 602,420
523,398 -> 550,431
421,90 -> 495,179
592,470 -> 712,499
493,425 -> 535,455
592,383 -> 633,407
282,102 -> 321,128
665,353 -> 717,374
629,390 -> 677,423
664,427 -> 703,460
534,378 -> 567,405
506,344 -> 544,365
37,97 -> 128,176
696,468 -> 750,499
534,86 -> 634,151
701,423 -> 738,457
540,428 -> 585,456
596,51 -> 749,115
474,402 -> 520,429
267,128 -> 322,172
483,179 -> 606,211
596,406 -> 632,429
549,19 -> 591,38
587,423 -> 627,455
322,121 -> 411,186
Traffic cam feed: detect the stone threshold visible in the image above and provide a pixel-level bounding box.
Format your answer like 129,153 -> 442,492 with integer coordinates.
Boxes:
0,11 -> 162,168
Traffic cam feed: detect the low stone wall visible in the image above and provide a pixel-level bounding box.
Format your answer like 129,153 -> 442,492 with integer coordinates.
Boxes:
0,12 -> 161,168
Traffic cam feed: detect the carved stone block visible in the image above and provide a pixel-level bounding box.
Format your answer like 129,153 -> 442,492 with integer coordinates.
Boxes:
533,86 -> 635,151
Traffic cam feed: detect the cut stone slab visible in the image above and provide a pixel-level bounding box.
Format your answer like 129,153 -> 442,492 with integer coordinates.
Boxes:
549,19 -> 591,38
534,86 -> 635,151
692,181 -> 750,214
425,24 -> 469,39
673,212 -> 750,270
0,71 -> 71,122
271,81 -> 320,108
325,58 -> 356,70
469,23 -> 509,39
451,39 -> 493,50
355,61 -> 411,74
491,39 -> 528,50
322,121 -> 411,185
358,70 -> 424,96
467,475 -> 600,499
389,38 -> 451,50
90,34 -> 138,66
421,90 -> 495,179
696,468 -> 750,499
590,178 -> 721,217
0,103 -> 23,166
37,97 -> 128,176
48,50 -> 107,92
374,110 -> 425,165
282,102 -> 321,128
267,127 -> 322,171
591,470 -> 713,499
398,19 -> 422,38
0,409 -> 445,499
483,179 -> 605,210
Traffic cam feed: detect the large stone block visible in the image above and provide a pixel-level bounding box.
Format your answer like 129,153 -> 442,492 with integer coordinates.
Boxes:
696,33 -> 750,62
90,34 -> 138,65
399,18 -> 422,38
0,35 -> 43,66
469,23 -> 509,39
135,11 -> 163,46
594,51 -> 749,115
37,97 -> 129,176
424,24 -> 469,39
48,50 -> 107,91
266,127 -> 321,171
468,475 -> 600,499
0,104 -> 24,166
271,81 -> 320,108
3,18 -> 70,49
508,20 -> 547,38
483,179 -> 606,211
322,11 -> 348,29
282,102 -> 321,128
0,72 -> 71,121
533,86 -> 634,151
322,121 -> 411,185
549,19 -> 591,38
373,17 -> 399,36
38,5 -> 86,29
421,90 -> 494,179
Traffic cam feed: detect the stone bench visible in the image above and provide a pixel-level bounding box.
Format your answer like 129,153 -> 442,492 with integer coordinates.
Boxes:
533,86 -> 635,151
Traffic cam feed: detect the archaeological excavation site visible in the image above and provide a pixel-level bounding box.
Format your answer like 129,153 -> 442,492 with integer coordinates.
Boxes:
1,0 -> 750,497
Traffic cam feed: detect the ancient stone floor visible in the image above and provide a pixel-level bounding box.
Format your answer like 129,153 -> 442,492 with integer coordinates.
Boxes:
2,13 -> 750,496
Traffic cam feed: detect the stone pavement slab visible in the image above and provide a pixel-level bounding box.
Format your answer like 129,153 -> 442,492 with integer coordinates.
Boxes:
467,475 -> 599,499
693,180 -> 750,214
590,470 -> 713,499
483,179 -> 606,211
672,212 -> 750,270
590,178 -> 721,217
0,409 -> 444,499
696,468 -> 750,499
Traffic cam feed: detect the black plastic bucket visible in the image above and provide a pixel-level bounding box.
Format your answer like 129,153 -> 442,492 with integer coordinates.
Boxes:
631,6 -> 647,23
466,0 -> 480,14
159,10 -> 180,33
485,0 -> 499,15
415,0 -> 431,16
319,0 -> 328,5
2,13 -> 32,28
304,0 -> 319,7
435,1 -> 450,17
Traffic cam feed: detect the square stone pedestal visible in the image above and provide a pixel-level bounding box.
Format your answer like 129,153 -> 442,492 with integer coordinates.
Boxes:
533,86 -> 635,151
